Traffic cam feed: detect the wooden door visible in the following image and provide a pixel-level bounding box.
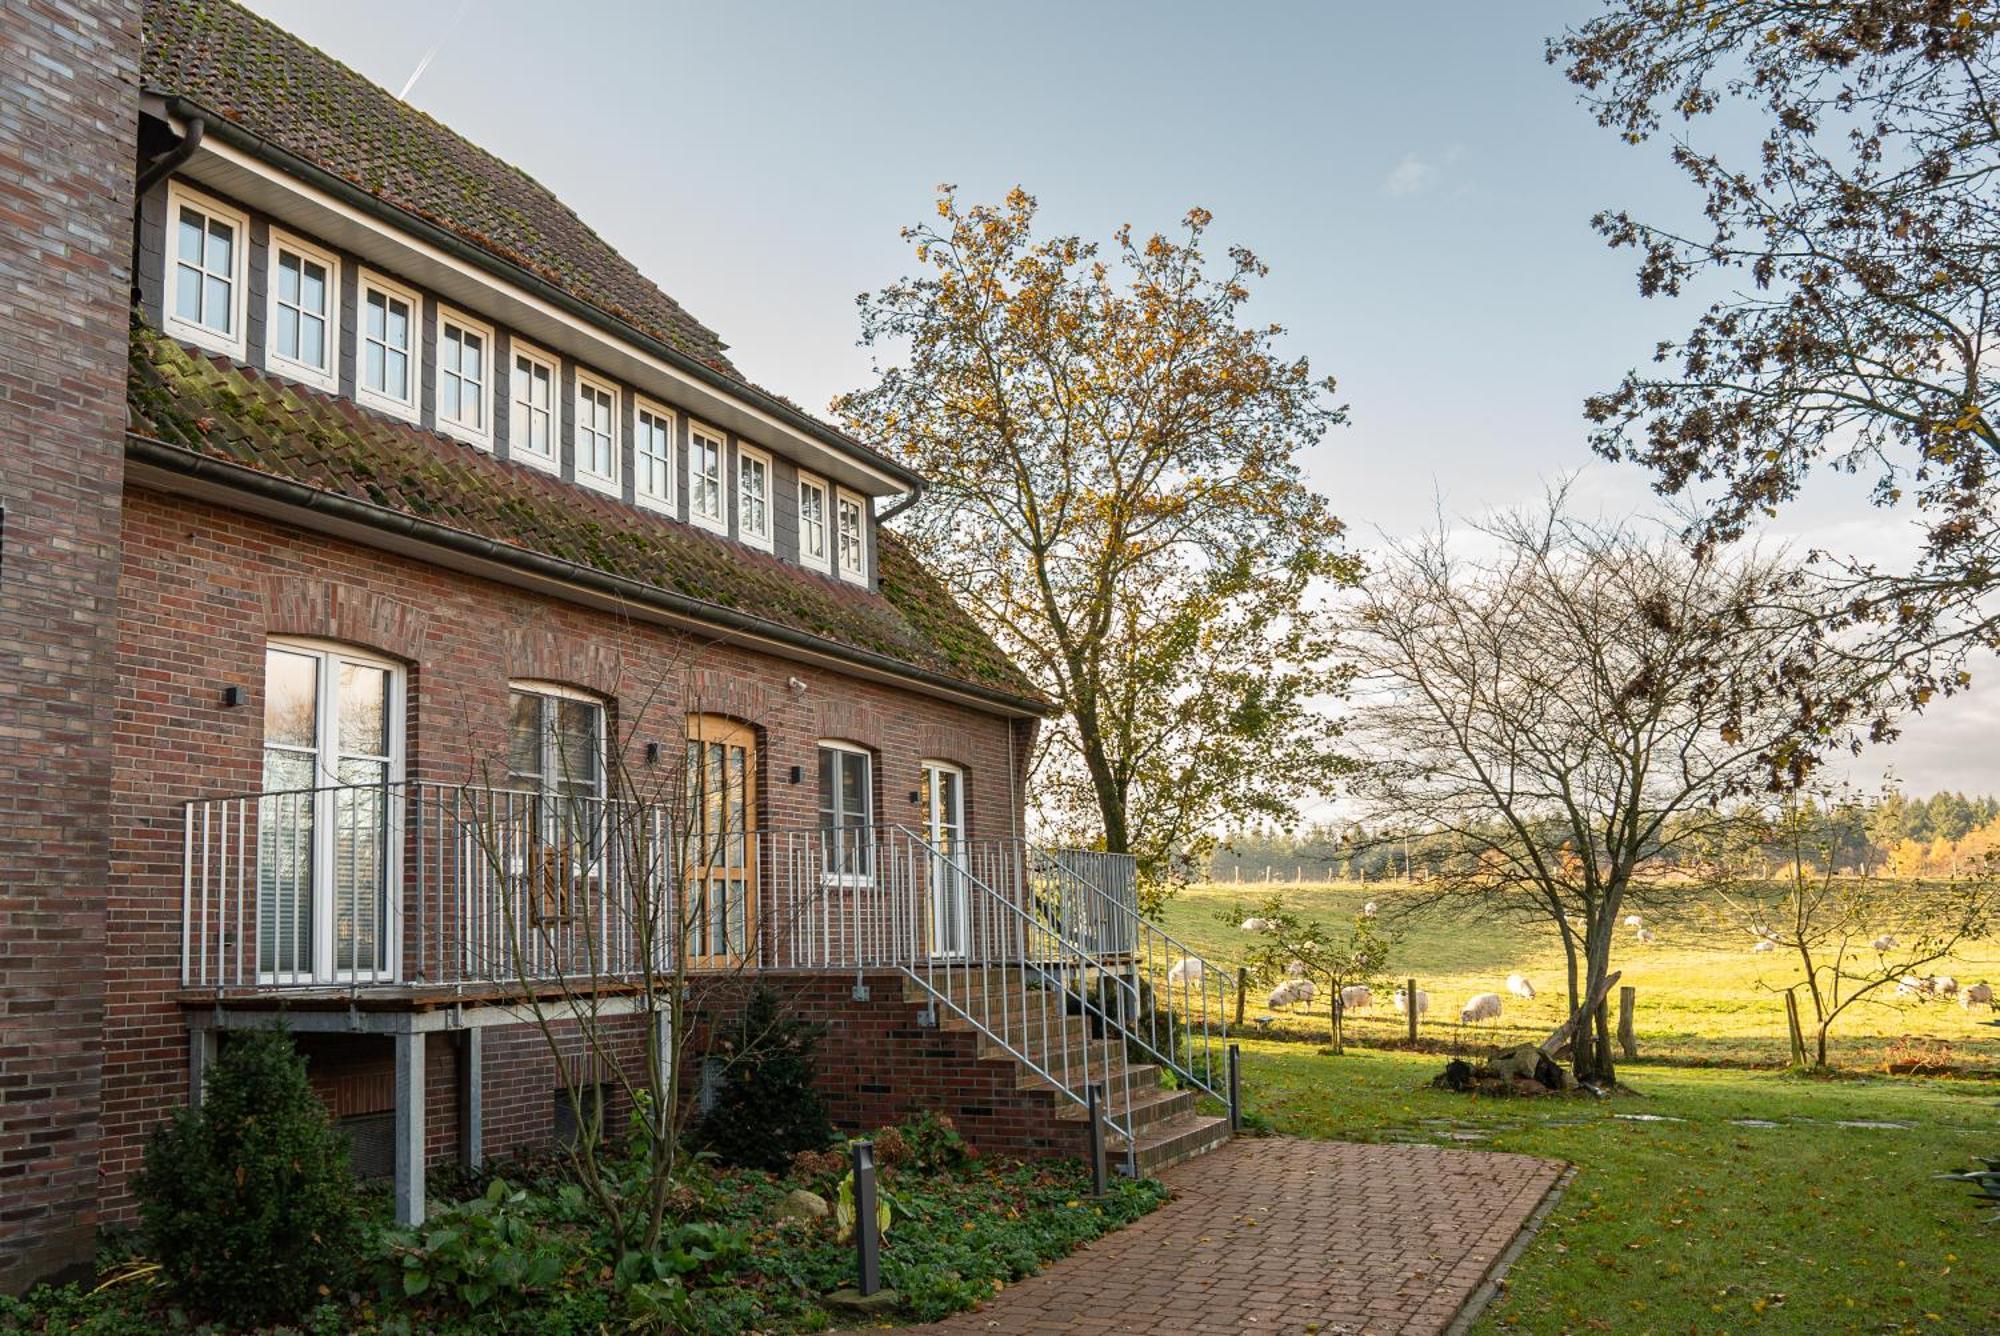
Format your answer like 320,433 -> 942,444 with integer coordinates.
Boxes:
685,715 -> 756,967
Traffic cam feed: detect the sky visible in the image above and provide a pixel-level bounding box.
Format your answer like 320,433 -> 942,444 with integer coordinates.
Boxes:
238,0 -> 1998,801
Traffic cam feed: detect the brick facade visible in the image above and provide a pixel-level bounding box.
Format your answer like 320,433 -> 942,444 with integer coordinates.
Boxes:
102,483 -> 1037,1214
0,0 -> 142,1291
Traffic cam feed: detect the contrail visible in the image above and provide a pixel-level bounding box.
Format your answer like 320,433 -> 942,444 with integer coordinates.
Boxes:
397,0 -> 475,101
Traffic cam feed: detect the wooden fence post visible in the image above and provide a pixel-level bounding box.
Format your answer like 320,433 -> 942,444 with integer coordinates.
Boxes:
1234,967 -> 1249,1027
1406,976 -> 1419,1045
1617,986 -> 1638,1059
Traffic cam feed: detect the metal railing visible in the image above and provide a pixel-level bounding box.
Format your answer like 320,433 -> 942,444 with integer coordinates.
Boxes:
180,783 -> 1219,1169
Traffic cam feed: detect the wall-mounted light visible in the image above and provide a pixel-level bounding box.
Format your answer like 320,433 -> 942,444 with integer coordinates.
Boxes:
908,790 -> 921,805
789,765 -> 803,785
787,675 -> 808,696
644,742 -> 661,765
220,685 -> 246,708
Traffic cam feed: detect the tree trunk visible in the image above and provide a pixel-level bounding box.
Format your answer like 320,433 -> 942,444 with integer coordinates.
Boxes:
1329,994 -> 1344,1054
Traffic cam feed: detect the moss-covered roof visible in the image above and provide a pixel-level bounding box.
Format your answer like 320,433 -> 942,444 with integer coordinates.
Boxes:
127,322 -> 1044,708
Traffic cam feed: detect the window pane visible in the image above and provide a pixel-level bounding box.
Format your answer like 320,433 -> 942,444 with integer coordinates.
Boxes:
556,698 -> 599,788
204,274 -> 231,330
365,341 -> 385,391
508,691 -> 543,781
177,209 -> 204,263
338,662 -> 388,757
206,217 -> 233,271
300,260 -> 325,311
265,649 -> 318,751
174,264 -> 202,322
385,299 -> 408,349
841,751 -> 867,826
461,332 -> 481,380
386,348 -> 407,398
278,252 -> 300,305
441,374 -> 460,421
366,291 -> 385,340
276,305 -> 299,359
817,748 -> 836,825
300,314 -> 323,368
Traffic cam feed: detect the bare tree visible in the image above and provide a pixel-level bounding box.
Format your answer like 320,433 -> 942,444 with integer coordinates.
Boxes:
1701,793 -> 2000,1071
1340,494 -> 1877,1083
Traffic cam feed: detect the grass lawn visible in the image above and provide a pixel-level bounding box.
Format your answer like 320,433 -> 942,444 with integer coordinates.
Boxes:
1156,882 -> 2000,1069
1239,1040 -> 1997,1333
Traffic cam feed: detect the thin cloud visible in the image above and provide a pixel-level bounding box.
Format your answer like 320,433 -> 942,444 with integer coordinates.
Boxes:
1382,144 -> 1466,198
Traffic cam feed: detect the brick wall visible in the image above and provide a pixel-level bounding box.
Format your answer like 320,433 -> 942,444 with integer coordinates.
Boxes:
0,0 -> 142,1291
686,974 -> 1088,1163
104,483 -> 1031,1214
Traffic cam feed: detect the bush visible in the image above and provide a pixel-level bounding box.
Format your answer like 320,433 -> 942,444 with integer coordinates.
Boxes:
691,985 -> 834,1170
135,1027 -> 362,1326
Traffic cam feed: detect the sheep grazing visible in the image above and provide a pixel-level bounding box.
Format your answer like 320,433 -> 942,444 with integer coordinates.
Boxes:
1634,927 -> 1657,945
1506,973 -> 1536,1000
1339,984 -> 1374,1011
1459,992 -> 1503,1025
1895,974 -> 1928,999
1165,957 -> 1205,987
1935,975 -> 1959,999
1284,959 -> 1309,978
1623,914 -> 1644,930
1871,933 -> 1900,952
1239,916 -> 1273,934
1362,901 -> 1379,918
1752,939 -> 1775,954
1267,978 -> 1317,1010
1959,981 -> 1994,1009
1394,987 -> 1430,1017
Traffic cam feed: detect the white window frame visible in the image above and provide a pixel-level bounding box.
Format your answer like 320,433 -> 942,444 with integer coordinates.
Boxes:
797,472 -> 831,574
263,227 -> 339,392
164,181 -> 248,360
574,371 -> 621,496
922,760 -> 970,959
687,421 -> 728,534
435,306 -> 494,449
634,397 -> 678,515
817,739 -> 874,887
735,442 -> 773,551
508,340 -> 561,474
260,636 -> 406,986
835,487 -> 869,585
507,680 -> 610,802
356,269 -> 422,421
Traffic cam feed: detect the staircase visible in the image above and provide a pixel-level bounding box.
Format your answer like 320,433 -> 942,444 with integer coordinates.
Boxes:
901,967 -> 1233,1173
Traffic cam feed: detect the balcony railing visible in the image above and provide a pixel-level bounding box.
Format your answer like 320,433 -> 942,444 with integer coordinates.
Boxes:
178,781 -> 1141,994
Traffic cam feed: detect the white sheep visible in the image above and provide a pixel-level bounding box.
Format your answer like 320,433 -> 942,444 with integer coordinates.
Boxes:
1895,974 -> 1928,998
1871,933 -> 1900,952
1165,957 -> 1205,987
1506,973 -> 1536,1000
1935,975 -> 1959,999
1284,959 -> 1309,978
1959,981 -> 1993,1009
1239,916 -> 1273,934
1459,992 -> 1504,1025
1339,984 -> 1374,1011
1623,914 -> 1644,930
1362,901 -> 1379,918
1752,939 -> 1775,954
1635,927 -> 1658,945
1267,978 -> 1317,1010
1393,987 -> 1429,1017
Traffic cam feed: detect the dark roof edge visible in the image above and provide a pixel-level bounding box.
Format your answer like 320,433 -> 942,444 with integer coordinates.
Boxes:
124,429 -> 1047,717
152,92 -> 924,494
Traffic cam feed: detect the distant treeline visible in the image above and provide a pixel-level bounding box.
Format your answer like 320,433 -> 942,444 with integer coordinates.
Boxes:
1208,790 -> 2000,884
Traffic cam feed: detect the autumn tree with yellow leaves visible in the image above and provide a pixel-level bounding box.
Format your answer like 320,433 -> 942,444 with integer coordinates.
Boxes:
838,189 -> 1357,901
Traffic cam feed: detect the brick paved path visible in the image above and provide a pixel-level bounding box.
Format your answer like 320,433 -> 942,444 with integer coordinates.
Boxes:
903,1137 -> 1566,1335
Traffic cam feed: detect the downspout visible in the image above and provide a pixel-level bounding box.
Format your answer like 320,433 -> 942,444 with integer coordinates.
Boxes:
137,113 -> 205,196
131,114 -> 205,306
875,477 -> 925,525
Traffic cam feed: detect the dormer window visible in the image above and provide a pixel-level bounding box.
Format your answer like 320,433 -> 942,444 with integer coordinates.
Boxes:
166,182 -> 246,359
575,372 -> 619,494
510,343 -> 558,472
437,310 -> 492,448
636,399 -> 676,514
737,443 -> 772,551
798,473 -> 830,574
836,489 -> 867,585
266,230 -> 337,391
689,423 -> 727,534
358,271 -> 420,420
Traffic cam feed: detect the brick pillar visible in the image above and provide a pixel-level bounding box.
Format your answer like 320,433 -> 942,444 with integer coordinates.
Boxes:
0,0 -> 142,1292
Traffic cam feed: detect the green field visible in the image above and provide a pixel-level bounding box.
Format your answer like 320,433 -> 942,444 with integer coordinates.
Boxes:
1156,881 -> 2000,1069
1238,1043 -> 1997,1333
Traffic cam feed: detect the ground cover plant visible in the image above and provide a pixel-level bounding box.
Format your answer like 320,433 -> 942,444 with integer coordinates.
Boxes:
1162,881 -> 2000,1069
0,1110 -> 1166,1335
1239,1041 -> 1996,1332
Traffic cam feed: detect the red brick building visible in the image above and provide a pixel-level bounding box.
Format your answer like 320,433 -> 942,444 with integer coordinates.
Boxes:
0,0 -> 1229,1290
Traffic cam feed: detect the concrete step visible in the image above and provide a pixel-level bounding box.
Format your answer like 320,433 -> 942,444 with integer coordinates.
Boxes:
1110,1110 -> 1233,1174
1056,1082 -> 1195,1133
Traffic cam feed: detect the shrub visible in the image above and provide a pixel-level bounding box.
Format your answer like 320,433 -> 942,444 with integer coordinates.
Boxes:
691,985 -> 834,1170
135,1027 -> 362,1326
